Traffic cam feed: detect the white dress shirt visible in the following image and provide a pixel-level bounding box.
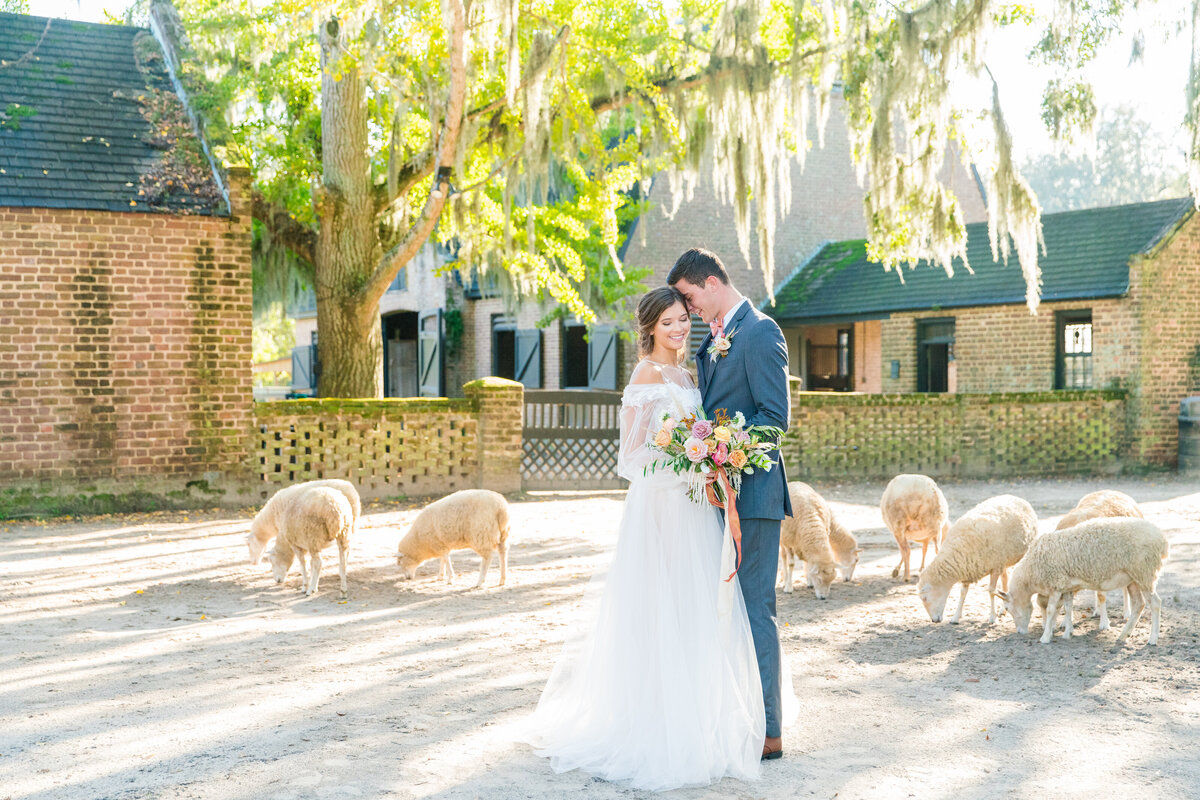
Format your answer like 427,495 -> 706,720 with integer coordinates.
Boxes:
720,298 -> 747,331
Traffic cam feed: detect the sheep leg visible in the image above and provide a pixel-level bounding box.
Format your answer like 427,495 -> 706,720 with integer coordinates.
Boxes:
1061,593 -> 1075,639
307,552 -> 322,596
497,538 -> 508,587
950,583 -> 969,625
805,560 -> 816,588
986,571 -> 1001,625
440,554 -> 456,584
1115,583 -> 1146,644
1095,591 -> 1110,631
1040,592 -> 1062,643
892,538 -> 911,581
781,548 -> 795,593
338,539 -> 348,598
296,550 -> 309,591
475,548 -> 493,588
1147,586 -> 1162,645
918,539 -> 930,573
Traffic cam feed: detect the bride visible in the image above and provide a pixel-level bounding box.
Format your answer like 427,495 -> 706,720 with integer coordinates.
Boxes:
518,286 -> 766,791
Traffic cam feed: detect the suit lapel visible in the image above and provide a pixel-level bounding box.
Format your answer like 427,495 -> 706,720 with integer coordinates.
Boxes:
709,301 -> 754,376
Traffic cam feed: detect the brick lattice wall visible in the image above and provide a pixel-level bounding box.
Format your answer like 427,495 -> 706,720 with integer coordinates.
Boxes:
251,379 -> 523,499
253,398 -> 479,499
783,387 -> 1128,480
0,172 -> 252,491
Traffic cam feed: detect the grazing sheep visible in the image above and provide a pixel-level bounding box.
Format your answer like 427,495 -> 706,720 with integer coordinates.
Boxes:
778,482 -> 861,598
881,474 -> 950,581
998,517 -> 1169,645
917,495 -> 1039,624
247,479 -> 361,564
398,489 -> 510,588
266,486 -> 353,597
1050,490 -> 1144,628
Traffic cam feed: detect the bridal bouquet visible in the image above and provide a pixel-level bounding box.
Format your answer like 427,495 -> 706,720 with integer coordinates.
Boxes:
644,408 -> 782,505
645,408 -> 781,583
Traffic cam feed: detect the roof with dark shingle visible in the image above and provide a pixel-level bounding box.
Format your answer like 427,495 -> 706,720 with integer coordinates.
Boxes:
767,197 -> 1194,322
0,12 -> 223,214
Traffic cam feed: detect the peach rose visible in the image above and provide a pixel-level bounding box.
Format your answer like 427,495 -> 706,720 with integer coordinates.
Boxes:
713,426 -> 732,443
653,428 -> 671,447
728,449 -> 748,469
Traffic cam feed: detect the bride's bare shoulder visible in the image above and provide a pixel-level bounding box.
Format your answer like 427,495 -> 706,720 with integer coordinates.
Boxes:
628,360 -> 667,386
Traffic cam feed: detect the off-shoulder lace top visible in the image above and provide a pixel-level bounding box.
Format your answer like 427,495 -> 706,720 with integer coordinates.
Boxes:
617,361 -> 701,482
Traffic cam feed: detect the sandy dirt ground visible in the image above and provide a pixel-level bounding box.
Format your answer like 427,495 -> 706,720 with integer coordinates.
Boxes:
3,475 -> 1200,800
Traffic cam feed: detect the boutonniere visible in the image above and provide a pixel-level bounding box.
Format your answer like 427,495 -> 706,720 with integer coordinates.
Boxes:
707,326 -> 738,362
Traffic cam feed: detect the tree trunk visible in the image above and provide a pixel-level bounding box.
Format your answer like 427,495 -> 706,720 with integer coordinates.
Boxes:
315,16 -> 383,398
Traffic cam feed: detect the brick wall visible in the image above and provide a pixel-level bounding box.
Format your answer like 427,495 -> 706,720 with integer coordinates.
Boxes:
0,170 -> 253,494
784,386 -> 1128,479
1129,209 -> 1200,464
251,378 -> 524,499
877,297 -> 1135,394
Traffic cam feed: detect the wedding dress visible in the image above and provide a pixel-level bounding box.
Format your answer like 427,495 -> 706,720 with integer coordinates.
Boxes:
519,361 -> 765,791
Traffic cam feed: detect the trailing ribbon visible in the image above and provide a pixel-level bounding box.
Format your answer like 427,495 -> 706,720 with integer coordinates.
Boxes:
705,466 -> 742,583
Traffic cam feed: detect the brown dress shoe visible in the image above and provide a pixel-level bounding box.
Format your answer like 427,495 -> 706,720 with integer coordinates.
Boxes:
762,736 -> 783,761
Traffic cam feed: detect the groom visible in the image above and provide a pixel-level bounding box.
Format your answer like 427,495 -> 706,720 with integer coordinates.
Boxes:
668,247 -> 793,761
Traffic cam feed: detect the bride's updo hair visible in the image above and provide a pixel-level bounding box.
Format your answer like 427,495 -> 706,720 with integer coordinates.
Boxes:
636,286 -> 688,360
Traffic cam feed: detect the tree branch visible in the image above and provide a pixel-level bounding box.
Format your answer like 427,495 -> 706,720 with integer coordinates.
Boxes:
358,0 -> 467,309
251,191 -> 316,266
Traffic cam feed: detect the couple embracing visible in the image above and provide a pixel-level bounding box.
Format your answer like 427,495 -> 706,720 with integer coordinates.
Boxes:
519,248 -> 796,791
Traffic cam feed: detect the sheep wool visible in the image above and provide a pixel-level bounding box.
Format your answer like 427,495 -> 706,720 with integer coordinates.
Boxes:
917,494 -> 1038,625
779,481 -> 859,598
266,485 -> 353,598
247,479 -> 361,564
1002,517 -> 1169,646
881,474 -> 950,581
398,489 -> 511,588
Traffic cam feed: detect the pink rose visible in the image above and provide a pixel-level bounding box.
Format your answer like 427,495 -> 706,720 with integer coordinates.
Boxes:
684,437 -> 708,463
734,430 -> 751,444
712,442 -> 729,466
691,419 -> 713,440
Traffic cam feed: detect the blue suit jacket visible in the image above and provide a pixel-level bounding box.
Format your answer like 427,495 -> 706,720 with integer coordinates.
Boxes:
697,301 -> 793,520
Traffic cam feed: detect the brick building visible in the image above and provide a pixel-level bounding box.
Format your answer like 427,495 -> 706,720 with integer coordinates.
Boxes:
767,197 -> 1200,466
0,13 -> 253,498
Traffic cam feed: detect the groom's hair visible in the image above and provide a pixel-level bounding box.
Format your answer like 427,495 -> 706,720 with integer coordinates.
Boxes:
667,248 -> 730,287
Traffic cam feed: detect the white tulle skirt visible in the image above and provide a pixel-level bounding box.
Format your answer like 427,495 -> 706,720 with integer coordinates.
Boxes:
518,475 -> 765,791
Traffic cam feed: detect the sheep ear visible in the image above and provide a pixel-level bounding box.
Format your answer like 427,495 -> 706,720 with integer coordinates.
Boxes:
996,590 -> 1011,603
855,548 -> 864,555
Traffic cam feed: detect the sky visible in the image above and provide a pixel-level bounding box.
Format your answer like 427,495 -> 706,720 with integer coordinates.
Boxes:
24,0 -> 1197,164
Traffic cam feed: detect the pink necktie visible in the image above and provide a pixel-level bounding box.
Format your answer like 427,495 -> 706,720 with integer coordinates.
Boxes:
710,318 -> 724,339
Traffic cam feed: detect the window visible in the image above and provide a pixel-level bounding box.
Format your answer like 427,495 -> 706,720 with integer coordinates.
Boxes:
917,318 -> 955,393
491,315 -> 542,388
806,326 -> 853,391
1056,310 -> 1093,390
562,323 -> 589,388
492,315 -> 516,380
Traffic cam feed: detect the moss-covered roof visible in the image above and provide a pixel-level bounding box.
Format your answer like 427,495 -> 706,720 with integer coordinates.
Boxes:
0,12 -> 224,214
767,197 -> 1194,323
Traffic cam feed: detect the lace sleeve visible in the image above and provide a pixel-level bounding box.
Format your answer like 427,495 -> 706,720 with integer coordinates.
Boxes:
618,386 -> 666,482
618,362 -> 671,482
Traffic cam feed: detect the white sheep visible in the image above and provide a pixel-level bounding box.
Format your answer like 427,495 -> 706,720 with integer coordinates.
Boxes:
265,485 -> 353,597
998,517 -> 1169,645
247,479 -> 361,564
397,489 -> 510,588
778,482 -> 861,598
917,494 -> 1039,625
881,474 -> 950,581
1049,489 -> 1144,629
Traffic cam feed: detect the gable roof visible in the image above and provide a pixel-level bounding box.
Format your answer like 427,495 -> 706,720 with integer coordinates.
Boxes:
767,197 -> 1194,323
0,12 -> 224,215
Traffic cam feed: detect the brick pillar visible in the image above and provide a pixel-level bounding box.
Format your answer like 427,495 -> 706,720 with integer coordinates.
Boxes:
464,377 -> 524,493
